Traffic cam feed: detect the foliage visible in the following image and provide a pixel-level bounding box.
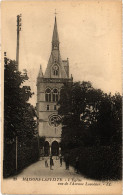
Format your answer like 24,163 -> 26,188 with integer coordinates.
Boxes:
67,146 -> 122,180
4,58 -> 39,178
58,81 -> 122,180
58,81 -> 121,148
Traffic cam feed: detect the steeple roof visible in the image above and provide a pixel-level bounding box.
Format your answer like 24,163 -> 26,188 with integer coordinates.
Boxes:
52,16 -> 59,44
44,16 -> 68,79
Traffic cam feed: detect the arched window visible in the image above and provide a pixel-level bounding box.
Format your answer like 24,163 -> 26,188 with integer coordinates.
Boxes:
52,65 -> 59,76
47,105 -> 49,110
54,105 -> 56,110
53,89 -> 58,102
54,70 -> 58,76
45,88 -> 51,102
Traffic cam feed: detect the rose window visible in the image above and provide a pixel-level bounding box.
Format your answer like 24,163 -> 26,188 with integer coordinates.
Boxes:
49,114 -> 61,127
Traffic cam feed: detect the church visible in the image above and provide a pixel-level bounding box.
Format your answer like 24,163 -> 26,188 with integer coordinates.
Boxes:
36,16 -> 73,156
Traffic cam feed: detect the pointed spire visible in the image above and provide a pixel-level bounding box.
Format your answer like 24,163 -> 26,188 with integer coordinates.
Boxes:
52,16 -> 59,42
52,16 -> 59,50
38,64 -> 43,78
44,14 -> 68,79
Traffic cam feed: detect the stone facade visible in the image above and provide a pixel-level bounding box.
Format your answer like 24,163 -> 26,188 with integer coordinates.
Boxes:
36,16 -> 73,156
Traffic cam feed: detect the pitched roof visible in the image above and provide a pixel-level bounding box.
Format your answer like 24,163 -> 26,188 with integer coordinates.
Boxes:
44,50 -> 68,78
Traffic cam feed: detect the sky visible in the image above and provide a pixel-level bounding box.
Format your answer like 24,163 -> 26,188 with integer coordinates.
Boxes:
2,0 -> 122,106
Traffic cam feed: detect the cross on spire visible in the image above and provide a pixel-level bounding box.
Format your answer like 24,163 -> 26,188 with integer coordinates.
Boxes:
54,9 -> 58,16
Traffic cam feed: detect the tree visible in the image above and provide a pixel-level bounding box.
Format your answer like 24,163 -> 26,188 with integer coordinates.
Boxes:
58,81 -> 122,180
58,81 -> 122,149
92,92 -> 122,145
4,58 -> 37,140
4,58 -> 39,177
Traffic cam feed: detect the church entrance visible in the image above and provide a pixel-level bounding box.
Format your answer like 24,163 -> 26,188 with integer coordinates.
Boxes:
51,141 -> 59,156
44,141 -> 49,156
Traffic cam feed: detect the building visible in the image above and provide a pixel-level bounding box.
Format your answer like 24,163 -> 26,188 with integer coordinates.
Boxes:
37,16 -> 73,156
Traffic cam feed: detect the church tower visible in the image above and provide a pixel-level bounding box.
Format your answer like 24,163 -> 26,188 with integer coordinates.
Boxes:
37,16 -> 73,156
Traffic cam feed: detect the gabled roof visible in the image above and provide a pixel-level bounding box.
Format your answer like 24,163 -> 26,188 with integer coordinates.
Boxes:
44,50 -> 68,78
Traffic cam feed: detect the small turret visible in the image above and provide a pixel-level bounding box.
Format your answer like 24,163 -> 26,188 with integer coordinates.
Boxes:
38,64 -> 43,78
62,58 -> 69,78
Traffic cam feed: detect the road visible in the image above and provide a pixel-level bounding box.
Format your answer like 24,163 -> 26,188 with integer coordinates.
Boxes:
17,156 -> 83,178
4,157 -> 121,195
